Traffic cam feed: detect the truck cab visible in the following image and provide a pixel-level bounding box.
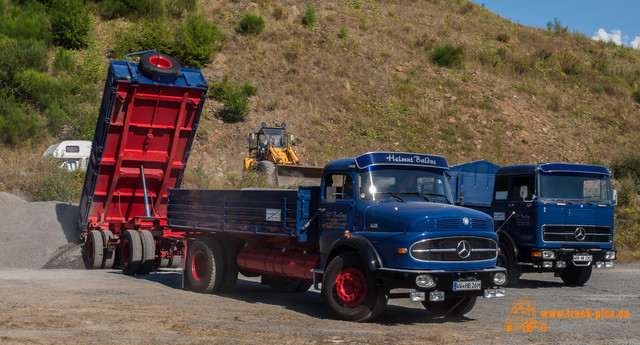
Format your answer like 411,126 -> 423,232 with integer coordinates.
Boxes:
316,152 -> 506,320
491,163 -> 617,285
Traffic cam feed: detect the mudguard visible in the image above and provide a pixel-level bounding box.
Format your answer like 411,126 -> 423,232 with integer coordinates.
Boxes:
324,235 -> 383,273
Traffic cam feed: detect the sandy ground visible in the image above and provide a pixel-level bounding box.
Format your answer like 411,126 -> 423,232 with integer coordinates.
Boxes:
0,264 -> 638,345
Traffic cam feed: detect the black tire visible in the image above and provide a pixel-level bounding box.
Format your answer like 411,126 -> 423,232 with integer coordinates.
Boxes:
497,241 -> 520,287
102,230 -> 116,269
83,230 -> 104,269
422,296 -> 477,317
169,254 -> 183,269
138,230 -> 155,275
322,252 -> 388,322
559,265 -> 592,285
120,230 -> 142,275
185,238 -> 225,293
138,52 -> 181,79
256,160 -> 276,185
219,239 -> 238,293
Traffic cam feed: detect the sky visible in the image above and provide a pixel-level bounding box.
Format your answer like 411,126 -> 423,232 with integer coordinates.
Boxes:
469,0 -> 640,49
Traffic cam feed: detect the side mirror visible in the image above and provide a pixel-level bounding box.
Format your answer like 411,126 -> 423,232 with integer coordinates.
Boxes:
613,189 -> 618,205
519,186 -> 528,199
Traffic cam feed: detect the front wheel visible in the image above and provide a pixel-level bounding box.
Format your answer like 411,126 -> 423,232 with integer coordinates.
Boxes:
497,241 -> 520,286
322,252 -> 388,322
559,265 -> 592,285
422,296 -> 477,317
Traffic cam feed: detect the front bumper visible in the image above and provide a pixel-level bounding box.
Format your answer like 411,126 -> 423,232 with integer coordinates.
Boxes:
528,248 -> 617,270
374,266 -> 506,298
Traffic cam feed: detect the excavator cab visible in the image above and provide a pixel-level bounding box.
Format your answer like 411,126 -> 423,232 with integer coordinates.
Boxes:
244,123 -> 322,186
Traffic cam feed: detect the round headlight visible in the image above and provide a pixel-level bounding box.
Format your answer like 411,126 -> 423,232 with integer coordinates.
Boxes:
493,272 -> 507,286
416,274 -> 436,288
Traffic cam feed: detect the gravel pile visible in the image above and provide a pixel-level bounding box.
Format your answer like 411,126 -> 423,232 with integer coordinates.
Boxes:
0,192 -> 84,269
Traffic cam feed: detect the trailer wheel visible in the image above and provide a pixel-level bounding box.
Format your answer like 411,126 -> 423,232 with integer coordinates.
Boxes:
219,239 -> 238,293
422,296 -> 477,317
322,252 -> 388,322
185,238 -> 224,293
138,52 -> 181,79
559,265 -> 592,285
120,230 -> 142,275
155,256 -> 170,269
138,230 -> 155,275
497,241 -> 520,286
83,230 -> 104,269
255,160 -> 276,185
101,230 -> 116,269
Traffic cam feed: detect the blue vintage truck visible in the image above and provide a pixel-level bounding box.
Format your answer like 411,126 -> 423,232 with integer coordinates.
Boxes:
168,152 -> 507,321
449,160 -> 617,286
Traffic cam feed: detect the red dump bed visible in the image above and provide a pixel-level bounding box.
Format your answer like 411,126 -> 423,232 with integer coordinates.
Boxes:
78,57 -> 208,237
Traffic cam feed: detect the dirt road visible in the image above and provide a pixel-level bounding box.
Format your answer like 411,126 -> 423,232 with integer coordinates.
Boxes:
0,262 -> 638,344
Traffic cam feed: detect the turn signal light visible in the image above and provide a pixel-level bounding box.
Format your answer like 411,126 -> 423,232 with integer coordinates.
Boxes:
532,251 -> 542,258
397,248 -> 408,254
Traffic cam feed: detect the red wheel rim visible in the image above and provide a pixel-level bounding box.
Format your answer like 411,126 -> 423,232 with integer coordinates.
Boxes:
121,238 -> 130,266
87,237 -> 94,262
191,250 -> 206,281
334,267 -> 367,307
149,56 -> 172,68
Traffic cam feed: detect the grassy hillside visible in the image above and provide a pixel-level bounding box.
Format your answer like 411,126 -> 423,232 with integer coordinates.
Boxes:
1,0 -> 639,258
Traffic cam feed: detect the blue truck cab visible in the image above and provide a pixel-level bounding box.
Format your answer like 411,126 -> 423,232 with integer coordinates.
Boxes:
450,161 -> 617,286
168,152 -> 506,322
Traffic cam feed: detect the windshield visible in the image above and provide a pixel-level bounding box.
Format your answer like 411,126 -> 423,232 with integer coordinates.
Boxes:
357,169 -> 451,203
539,173 -> 612,204
260,128 -> 286,148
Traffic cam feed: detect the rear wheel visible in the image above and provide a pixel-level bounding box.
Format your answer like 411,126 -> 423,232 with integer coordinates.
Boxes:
168,255 -> 182,269
559,265 -> 592,285
185,238 -> 224,293
219,239 -> 238,293
497,241 -> 520,286
422,296 -> 477,317
322,252 -> 388,322
120,230 -> 142,275
155,256 -> 170,268
101,230 -> 116,269
83,230 -> 104,269
138,230 -> 155,275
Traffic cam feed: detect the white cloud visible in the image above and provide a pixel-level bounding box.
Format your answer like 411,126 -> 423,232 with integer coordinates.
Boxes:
632,37 -> 640,49
592,28 -> 624,45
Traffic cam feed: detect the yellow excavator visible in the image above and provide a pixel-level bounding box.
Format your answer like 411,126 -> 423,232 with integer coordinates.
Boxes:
244,123 -> 323,186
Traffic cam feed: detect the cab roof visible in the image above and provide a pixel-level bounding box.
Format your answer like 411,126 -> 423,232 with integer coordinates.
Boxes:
323,152 -> 449,173
497,163 -> 610,176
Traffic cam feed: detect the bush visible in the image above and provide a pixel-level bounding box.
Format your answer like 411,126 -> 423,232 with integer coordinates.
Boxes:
0,1 -> 50,41
546,17 -> 568,35
612,152 -> 640,182
301,3 -> 317,28
209,77 -> 257,123
633,89 -> 640,103
15,38 -> 48,73
53,47 -> 75,73
172,15 -> 226,68
431,44 -> 464,67
0,98 -> 46,146
238,13 -> 265,35
272,6 -> 287,21
338,26 -> 348,39
35,160 -> 84,202
50,0 -> 92,49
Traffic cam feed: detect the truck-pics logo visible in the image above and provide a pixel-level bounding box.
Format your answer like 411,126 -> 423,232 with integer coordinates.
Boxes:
504,296 -> 547,332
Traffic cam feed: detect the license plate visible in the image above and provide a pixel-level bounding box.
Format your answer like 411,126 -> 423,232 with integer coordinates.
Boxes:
573,254 -> 593,262
453,280 -> 481,291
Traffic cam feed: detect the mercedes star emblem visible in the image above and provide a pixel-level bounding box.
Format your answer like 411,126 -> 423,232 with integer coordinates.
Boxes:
457,240 -> 471,258
575,227 -> 586,241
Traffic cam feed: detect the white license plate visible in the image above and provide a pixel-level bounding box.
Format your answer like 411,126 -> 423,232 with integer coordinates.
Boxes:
573,254 -> 593,262
453,280 -> 481,291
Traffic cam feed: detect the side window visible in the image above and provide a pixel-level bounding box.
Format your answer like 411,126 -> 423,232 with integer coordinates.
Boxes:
494,176 -> 509,200
324,174 -> 353,202
510,175 -> 535,200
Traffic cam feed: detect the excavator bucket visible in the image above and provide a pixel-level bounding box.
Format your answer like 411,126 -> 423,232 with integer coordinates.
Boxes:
276,164 -> 323,187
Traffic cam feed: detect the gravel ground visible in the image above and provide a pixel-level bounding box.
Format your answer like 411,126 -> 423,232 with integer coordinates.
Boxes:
0,192 -> 83,270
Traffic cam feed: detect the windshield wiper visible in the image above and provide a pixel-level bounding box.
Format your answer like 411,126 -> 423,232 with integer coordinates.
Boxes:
378,192 -> 404,202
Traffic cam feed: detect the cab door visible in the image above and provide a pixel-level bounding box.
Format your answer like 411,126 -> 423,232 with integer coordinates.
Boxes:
318,173 -> 355,259
493,174 -> 536,246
